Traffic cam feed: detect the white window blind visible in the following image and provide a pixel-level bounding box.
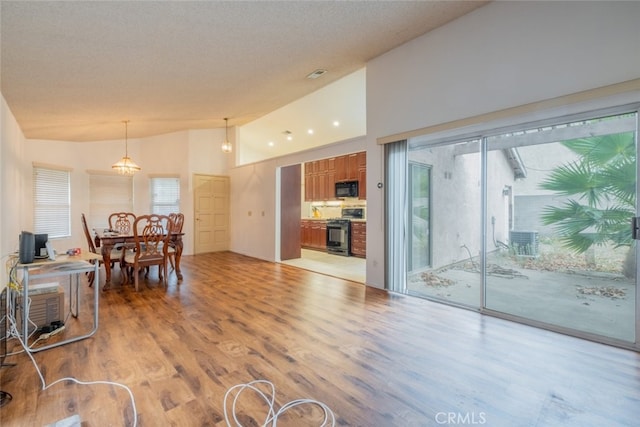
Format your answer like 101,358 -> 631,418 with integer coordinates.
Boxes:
89,173 -> 134,230
150,176 -> 180,215
33,166 -> 71,238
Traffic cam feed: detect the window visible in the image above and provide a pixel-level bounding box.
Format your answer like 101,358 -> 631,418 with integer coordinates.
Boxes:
88,172 -> 134,230
33,165 -> 71,238
150,176 -> 180,215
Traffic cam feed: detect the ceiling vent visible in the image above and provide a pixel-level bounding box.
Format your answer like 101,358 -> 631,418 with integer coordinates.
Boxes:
306,69 -> 327,79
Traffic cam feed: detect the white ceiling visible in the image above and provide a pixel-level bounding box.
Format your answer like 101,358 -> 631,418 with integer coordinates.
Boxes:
0,1 -> 487,143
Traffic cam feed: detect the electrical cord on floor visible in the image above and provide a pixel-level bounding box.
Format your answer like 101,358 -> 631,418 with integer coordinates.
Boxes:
3,258 -> 42,357
223,379 -> 336,427
3,285 -> 138,427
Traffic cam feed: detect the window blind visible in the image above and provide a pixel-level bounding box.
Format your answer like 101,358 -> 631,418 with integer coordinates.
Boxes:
150,176 -> 180,215
33,166 -> 71,238
88,173 -> 134,230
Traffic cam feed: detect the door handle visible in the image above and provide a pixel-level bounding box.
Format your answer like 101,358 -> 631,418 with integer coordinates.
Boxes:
632,217 -> 640,240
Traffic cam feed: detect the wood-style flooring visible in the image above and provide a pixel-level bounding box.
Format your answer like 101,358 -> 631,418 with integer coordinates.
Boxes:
1,251 -> 639,426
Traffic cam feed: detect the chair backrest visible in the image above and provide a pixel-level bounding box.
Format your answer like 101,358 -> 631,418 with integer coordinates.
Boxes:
81,213 -> 97,254
132,214 -> 172,262
109,212 -> 136,234
169,213 -> 185,233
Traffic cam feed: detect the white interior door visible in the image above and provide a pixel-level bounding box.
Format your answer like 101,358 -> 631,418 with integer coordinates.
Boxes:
194,174 -> 230,254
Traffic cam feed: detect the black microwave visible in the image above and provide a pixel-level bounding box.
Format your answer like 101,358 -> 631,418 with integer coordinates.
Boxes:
335,180 -> 358,198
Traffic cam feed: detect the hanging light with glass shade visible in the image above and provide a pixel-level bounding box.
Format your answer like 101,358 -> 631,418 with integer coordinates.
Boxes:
112,120 -> 141,175
221,117 -> 232,153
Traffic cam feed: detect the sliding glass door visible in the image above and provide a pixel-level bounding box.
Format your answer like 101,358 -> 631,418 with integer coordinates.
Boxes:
405,139 -> 481,308
484,111 -> 637,342
390,106 -> 639,346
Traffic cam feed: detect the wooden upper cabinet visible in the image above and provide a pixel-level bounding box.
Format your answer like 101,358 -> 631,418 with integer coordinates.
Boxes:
335,155 -> 347,181
304,151 -> 366,201
317,172 -> 328,200
318,158 -> 328,173
357,151 -> 366,169
357,151 -> 366,200
347,154 -> 359,180
358,166 -> 367,200
304,163 -> 312,201
328,157 -> 336,172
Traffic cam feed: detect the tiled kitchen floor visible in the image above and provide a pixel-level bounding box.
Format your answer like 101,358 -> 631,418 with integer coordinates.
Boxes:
281,249 -> 366,283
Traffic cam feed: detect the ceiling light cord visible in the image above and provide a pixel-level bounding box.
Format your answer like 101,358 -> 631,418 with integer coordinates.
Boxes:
222,118 -> 232,153
124,120 -> 130,157
112,120 -> 141,174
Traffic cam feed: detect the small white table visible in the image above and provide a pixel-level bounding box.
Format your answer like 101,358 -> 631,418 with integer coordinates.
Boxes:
15,253 -> 100,353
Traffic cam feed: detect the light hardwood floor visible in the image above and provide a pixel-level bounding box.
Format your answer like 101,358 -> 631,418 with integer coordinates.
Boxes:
1,252 -> 639,426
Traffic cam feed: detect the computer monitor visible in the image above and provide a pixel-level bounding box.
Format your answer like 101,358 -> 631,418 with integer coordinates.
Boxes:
34,233 -> 48,259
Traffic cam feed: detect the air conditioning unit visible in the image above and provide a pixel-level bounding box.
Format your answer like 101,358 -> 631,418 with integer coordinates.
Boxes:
16,286 -> 64,334
509,231 -> 539,257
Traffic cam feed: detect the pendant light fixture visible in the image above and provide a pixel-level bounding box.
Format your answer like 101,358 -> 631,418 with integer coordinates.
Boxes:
221,118 -> 232,153
112,120 -> 141,175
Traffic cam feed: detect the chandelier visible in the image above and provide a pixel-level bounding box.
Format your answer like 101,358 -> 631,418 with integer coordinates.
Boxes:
112,120 -> 141,175
221,118 -> 232,153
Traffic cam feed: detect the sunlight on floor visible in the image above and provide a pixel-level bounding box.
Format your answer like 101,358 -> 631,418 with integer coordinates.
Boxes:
281,249 -> 366,283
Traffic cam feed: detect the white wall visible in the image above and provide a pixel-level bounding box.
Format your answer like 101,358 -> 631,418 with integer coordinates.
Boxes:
0,95 -> 26,257
364,1 -> 640,288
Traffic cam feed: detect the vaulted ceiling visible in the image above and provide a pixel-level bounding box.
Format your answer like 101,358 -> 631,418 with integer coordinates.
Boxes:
1,1 -> 488,142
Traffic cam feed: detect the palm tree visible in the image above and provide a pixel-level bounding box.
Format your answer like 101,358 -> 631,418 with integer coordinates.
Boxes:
539,132 -> 635,254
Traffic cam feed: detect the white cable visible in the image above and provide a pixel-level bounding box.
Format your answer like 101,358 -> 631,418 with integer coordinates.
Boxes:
223,379 -> 336,427
4,291 -> 138,427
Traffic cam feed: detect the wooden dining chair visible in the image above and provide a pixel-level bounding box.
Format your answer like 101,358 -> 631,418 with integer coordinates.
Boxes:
121,214 -> 172,291
81,213 -> 120,287
167,213 -> 184,271
108,212 -> 136,234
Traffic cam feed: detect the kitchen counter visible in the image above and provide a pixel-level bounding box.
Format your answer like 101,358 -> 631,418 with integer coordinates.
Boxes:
302,217 -> 366,222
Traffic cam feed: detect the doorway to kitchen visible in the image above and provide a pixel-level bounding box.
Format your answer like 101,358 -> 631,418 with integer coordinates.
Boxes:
277,161 -> 366,284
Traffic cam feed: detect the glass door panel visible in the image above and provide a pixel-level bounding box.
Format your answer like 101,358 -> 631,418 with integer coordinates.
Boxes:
408,162 -> 431,271
406,139 -> 481,308
484,112 -> 637,342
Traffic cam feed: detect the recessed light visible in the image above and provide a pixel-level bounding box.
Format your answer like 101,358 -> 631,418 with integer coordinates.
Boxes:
333,120 -> 340,127
268,141 -> 274,147
287,135 -> 293,141
307,129 -> 314,135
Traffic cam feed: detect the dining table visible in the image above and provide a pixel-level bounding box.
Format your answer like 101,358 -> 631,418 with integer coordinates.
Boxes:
95,229 -> 184,289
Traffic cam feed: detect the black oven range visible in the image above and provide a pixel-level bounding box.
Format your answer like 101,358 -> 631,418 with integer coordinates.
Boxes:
326,219 -> 351,256
325,207 -> 365,256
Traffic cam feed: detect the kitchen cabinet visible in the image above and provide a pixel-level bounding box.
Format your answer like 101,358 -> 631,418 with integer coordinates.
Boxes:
327,157 -> 336,200
304,162 -> 314,201
346,153 -> 359,180
301,219 -> 327,251
335,155 -> 346,181
351,222 -> 366,257
357,151 -> 366,200
304,159 -> 331,201
304,151 -> 366,201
